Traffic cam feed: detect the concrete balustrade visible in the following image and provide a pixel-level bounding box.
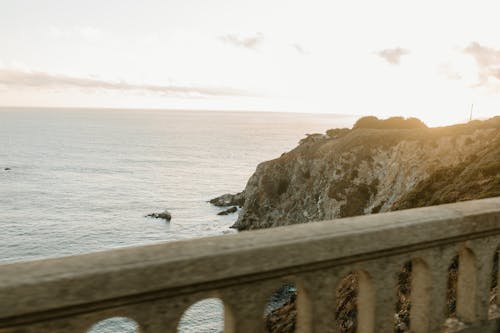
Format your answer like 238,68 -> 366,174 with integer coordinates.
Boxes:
0,197 -> 499,333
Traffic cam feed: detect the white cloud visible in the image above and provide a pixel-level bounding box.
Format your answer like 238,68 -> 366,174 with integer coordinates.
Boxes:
218,33 -> 264,50
291,43 -> 308,55
463,42 -> 500,87
376,47 -> 410,65
0,68 -> 254,98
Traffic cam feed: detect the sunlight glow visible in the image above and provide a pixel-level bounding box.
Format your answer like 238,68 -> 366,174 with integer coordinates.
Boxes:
0,0 -> 499,125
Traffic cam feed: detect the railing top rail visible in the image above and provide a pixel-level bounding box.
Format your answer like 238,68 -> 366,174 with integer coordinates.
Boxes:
0,197 -> 499,321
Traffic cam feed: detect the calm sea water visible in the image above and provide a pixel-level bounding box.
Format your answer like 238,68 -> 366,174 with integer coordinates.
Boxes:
0,107 -> 355,332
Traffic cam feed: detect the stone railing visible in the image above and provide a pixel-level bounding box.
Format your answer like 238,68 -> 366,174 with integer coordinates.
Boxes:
1,197 -> 500,333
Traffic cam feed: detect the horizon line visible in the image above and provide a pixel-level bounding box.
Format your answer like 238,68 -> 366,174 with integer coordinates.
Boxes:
0,105 -> 361,118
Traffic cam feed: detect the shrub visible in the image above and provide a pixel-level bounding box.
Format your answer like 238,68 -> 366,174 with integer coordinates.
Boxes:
352,116 -> 380,129
326,128 -> 350,138
353,116 -> 427,130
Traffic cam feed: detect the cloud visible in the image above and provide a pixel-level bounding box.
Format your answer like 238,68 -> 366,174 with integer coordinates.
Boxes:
463,42 -> 500,86
291,43 -> 308,55
0,68 -> 252,98
376,47 -> 410,65
218,33 -> 264,50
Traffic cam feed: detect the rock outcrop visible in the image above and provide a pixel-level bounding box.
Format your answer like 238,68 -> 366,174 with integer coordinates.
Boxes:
146,210 -> 172,221
217,206 -> 238,215
232,117 -> 500,231
209,191 -> 245,208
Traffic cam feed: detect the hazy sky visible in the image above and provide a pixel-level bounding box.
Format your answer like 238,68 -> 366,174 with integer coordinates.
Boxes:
1,0 -> 500,125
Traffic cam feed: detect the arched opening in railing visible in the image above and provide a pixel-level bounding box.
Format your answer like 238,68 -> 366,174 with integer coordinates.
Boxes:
395,261 -> 412,332
447,255 -> 459,319
394,258 -> 430,333
335,271 -> 374,333
264,283 -> 298,333
177,298 -> 226,333
87,317 -> 140,333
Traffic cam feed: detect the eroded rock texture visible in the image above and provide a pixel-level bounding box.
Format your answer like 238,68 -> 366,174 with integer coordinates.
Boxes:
234,117 -> 500,231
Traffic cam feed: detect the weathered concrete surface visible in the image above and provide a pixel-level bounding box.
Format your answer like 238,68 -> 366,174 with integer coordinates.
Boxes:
0,197 -> 499,332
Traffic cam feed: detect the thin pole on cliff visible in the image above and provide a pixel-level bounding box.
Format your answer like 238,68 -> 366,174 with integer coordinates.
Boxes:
469,104 -> 474,121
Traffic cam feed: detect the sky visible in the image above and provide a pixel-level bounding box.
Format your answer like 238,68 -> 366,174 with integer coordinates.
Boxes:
1,0 -> 500,126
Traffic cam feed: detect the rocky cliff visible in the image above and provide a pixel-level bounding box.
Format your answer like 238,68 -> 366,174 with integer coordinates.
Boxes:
232,117 -> 500,231
209,116 -> 500,333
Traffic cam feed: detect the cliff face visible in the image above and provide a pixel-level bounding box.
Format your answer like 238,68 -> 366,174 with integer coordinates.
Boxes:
233,117 -> 500,231
392,139 -> 500,209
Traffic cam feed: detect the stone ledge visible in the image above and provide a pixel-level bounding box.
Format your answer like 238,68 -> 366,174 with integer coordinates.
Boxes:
0,197 -> 499,322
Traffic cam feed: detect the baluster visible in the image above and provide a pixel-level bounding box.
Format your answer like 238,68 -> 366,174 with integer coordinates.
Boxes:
371,261 -> 398,333
456,247 -> 477,323
470,241 -> 497,324
427,250 -> 456,332
138,294 -> 212,333
300,271 -> 341,333
356,269 -> 376,333
409,258 -> 431,333
294,277 -> 312,333
220,283 -> 271,333
228,300 -> 266,333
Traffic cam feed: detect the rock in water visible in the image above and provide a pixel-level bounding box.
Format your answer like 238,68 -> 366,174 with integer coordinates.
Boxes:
217,206 -> 238,215
146,210 -> 171,221
4,168 -> 11,171
209,191 -> 245,207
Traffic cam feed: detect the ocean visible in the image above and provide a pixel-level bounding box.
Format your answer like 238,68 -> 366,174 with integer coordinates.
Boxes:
0,107 -> 356,332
